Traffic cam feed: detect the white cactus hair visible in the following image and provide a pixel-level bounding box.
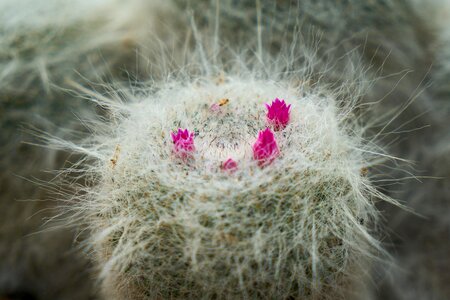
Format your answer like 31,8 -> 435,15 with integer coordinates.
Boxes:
2,0 -> 449,299
48,24 -> 403,298
0,0 -> 172,298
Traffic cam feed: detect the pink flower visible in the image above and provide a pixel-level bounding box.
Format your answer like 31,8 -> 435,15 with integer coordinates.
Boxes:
171,128 -> 195,160
221,158 -> 238,173
265,98 -> 291,130
252,128 -> 280,167
210,103 -> 221,112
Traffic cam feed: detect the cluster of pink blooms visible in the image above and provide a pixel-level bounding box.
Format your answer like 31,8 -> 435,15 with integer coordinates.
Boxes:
171,98 -> 291,170
171,128 -> 195,160
254,98 -> 291,166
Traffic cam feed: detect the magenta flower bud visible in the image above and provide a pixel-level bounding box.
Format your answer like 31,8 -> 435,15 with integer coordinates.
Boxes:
171,128 -> 195,160
252,128 -> 280,167
265,98 -> 291,130
210,103 -> 221,112
221,158 -> 238,172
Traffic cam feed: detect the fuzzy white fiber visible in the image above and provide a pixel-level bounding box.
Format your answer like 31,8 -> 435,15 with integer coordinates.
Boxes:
51,45 -> 401,299
0,0 -> 177,299
1,0 -> 449,299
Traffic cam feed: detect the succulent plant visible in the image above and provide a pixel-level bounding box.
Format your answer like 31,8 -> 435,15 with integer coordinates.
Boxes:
5,0 -> 446,299
55,54 -> 398,298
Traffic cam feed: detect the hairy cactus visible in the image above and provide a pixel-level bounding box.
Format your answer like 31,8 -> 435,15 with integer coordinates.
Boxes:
52,43 -> 402,298
42,0 -> 449,299
1,0 -> 449,299
0,0 -> 181,94
0,0 -> 178,298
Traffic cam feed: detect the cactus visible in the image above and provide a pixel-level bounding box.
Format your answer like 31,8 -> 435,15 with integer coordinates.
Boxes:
43,0 -> 450,299
0,0 -> 179,298
53,45 -> 402,298
1,0 -> 449,299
